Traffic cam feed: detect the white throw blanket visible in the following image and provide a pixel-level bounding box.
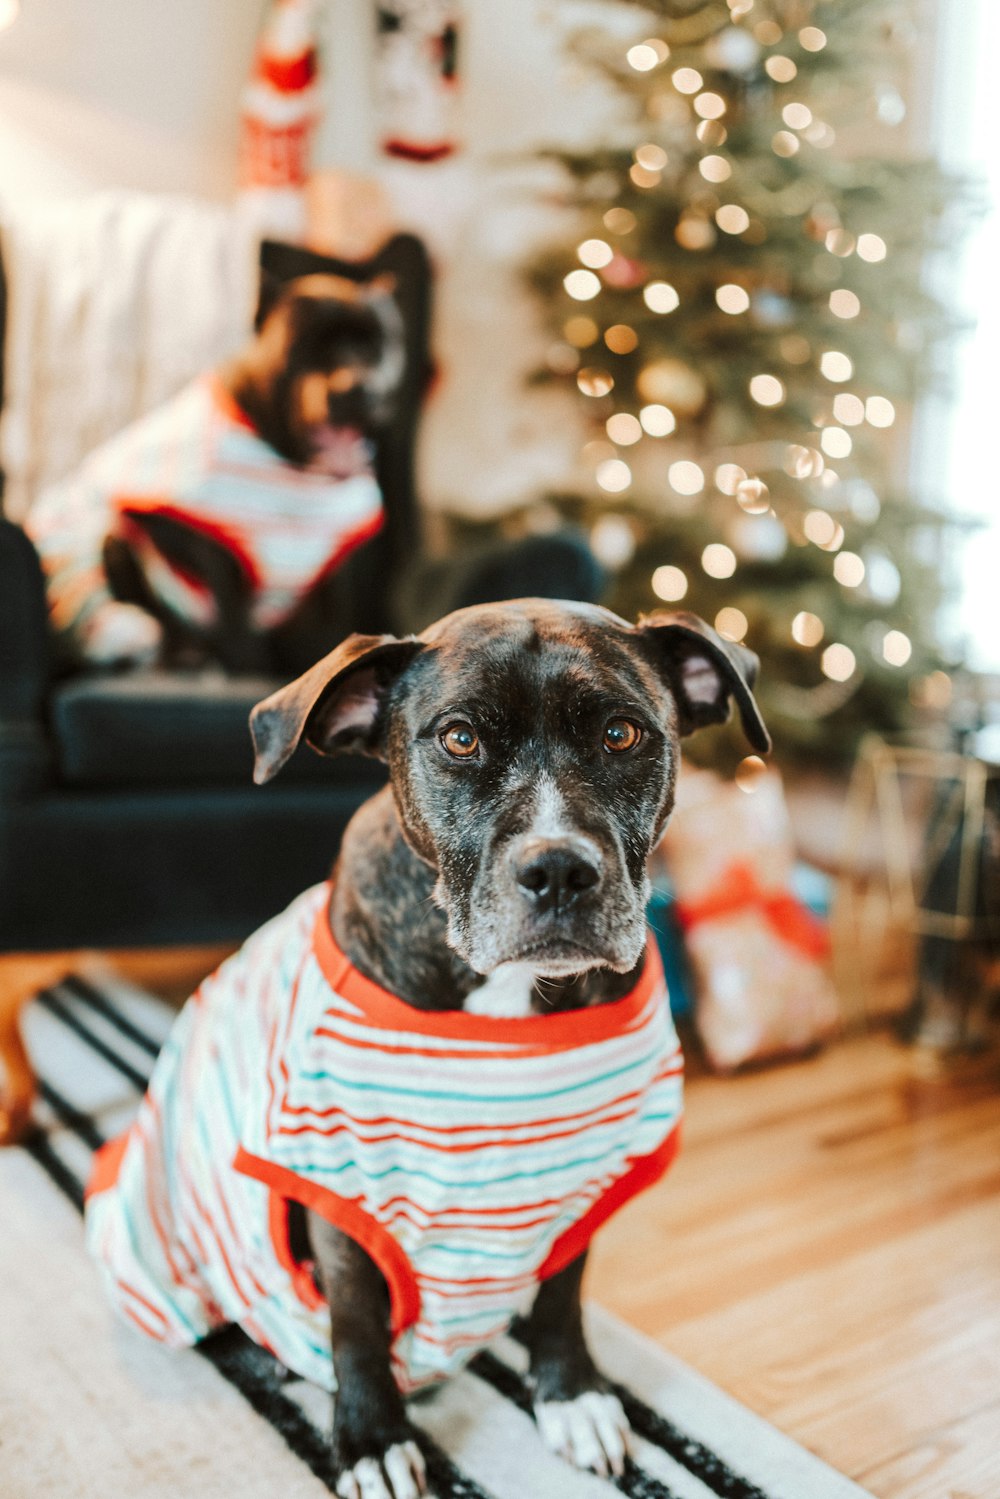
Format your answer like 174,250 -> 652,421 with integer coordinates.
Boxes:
0,190 -> 260,523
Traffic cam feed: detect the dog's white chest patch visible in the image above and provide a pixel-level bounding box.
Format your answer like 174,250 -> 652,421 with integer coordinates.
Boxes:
464,962 -> 536,1018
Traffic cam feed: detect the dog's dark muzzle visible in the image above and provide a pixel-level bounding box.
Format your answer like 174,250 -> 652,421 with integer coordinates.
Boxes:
331,384 -> 397,433
474,827 -> 645,975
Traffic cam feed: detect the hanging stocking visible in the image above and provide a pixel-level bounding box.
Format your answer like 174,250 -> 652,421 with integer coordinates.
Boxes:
239,0 -> 322,240
375,0 -> 462,162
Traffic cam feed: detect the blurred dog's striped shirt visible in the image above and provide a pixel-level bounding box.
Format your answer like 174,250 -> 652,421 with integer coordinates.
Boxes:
25,373 -> 384,641
85,881 -> 683,1396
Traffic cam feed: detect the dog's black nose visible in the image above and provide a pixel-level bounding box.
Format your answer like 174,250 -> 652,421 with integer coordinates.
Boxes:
515,838 -> 602,913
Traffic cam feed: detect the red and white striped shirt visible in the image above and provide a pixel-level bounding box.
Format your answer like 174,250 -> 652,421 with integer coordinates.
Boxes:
86,882 -> 683,1394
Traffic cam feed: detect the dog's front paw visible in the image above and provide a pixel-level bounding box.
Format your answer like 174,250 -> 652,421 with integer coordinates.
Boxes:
81,601 -> 164,665
334,1438 -> 427,1499
535,1390 -> 631,1478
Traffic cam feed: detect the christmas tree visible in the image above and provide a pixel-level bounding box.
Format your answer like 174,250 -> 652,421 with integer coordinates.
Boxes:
522,0 -> 973,765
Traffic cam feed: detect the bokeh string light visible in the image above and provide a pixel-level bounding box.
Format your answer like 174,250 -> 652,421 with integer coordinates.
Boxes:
640,403 -> 676,436
577,239 -> 613,269
651,564 -> 688,601
792,611 -> 825,647
643,281 -> 680,313
702,543 -> 737,578
563,269 -> 600,301
736,477 -> 771,513
715,606 -> 749,641
669,460 -> 705,495
527,0 -> 969,757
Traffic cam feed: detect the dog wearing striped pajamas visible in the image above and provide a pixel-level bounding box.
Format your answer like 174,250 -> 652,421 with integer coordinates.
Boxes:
86,598 -> 769,1497
26,273 -> 401,667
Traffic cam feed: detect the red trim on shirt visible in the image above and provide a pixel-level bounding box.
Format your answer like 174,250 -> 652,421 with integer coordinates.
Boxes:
203,373 -> 259,433
233,1147 -> 421,1338
312,887 -> 663,1047
313,508 -> 386,583
537,1123 -> 682,1281
115,500 -> 264,591
268,1193 -> 326,1312
87,1128 -> 131,1199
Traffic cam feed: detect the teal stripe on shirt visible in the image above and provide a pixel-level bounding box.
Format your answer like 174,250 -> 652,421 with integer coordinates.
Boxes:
296,1052 -> 654,1105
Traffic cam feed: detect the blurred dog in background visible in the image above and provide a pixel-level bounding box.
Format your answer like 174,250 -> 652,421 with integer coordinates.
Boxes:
25,273 -> 404,671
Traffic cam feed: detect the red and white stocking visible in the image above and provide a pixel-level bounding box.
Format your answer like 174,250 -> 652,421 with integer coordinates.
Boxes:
239,0 -> 322,239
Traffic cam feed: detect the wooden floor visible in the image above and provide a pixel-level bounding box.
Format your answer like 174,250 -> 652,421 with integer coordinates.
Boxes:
587,1025 -> 1000,1499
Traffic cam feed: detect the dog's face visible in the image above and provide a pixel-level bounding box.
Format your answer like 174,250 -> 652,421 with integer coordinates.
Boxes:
251,600 -> 769,979
244,272 -> 404,472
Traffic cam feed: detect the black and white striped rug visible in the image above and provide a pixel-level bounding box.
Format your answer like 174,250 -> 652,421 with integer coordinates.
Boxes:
1,974 -> 871,1499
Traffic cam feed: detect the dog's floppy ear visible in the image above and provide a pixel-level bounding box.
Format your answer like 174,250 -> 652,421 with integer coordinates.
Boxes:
254,269 -> 286,333
637,609 -> 771,753
250,633 -> 424,784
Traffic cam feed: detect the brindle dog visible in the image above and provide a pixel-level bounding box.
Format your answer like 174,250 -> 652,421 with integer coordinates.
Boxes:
250,598 -> 769,1498
102,273 -> 404,672
224,271 -> 403,467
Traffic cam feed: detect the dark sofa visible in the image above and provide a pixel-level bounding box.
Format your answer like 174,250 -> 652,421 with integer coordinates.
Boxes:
0,233 -> 433,956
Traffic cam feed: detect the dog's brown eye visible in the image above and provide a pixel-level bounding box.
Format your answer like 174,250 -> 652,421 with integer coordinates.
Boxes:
441,723 -> 479,758
603,718 -> 642,754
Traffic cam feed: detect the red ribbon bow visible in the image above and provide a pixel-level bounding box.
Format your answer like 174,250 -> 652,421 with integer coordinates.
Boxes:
673,860 -> 831,960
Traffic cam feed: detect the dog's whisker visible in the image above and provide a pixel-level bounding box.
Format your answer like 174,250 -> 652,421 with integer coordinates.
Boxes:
532,974 -> 561,1008
411,893 -> 442,936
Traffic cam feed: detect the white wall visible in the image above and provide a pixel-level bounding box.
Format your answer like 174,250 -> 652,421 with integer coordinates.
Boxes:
0,0 -> 618,198
0,0 -> 260,200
